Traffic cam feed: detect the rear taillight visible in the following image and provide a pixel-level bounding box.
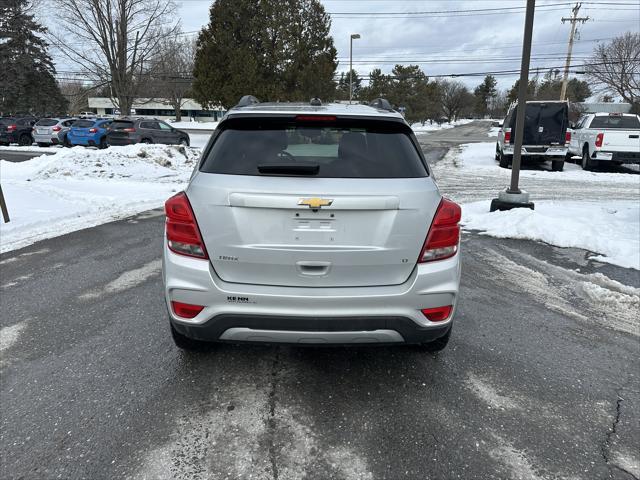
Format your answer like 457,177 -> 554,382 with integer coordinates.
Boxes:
565,131 -> 571,143
51,125 -> 61,132
418,198 -> 462,263
89,128 -> 97,133
171,301 -> 204,319
421,305 -> 453,322
504,130 -> 511,143
165,192 -> 208,259
123,127 -> 136,132
595,133 -> 604,148
6,124 -> 16,132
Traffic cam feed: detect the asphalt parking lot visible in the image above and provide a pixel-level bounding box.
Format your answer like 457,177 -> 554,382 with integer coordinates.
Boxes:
1,123 -> 638,480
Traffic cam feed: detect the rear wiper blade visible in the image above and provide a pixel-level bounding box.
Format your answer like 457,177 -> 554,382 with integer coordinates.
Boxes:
257,162 -> 319,175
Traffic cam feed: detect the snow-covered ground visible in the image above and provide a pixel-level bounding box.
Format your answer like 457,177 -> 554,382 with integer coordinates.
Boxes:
0,145 -> 199,253
411,118 -> 474,133
167,120 -> 219,130
435,142 -> 640,270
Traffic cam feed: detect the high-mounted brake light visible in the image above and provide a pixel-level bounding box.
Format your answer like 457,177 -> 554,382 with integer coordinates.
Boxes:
565,131 -> 571,143
165,192 -> 208,259
295,115 -> 337,122
504,130 -> 511,143
418,198 -> 461,263
595,132 -> 604,148
171,301 -> 204,319
421,305 -> 453,322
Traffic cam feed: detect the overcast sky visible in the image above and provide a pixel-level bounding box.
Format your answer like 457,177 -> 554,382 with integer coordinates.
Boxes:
51,0 -> 640,94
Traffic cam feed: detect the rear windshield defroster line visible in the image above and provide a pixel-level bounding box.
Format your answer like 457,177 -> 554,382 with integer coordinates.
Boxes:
199,117 -> 429,179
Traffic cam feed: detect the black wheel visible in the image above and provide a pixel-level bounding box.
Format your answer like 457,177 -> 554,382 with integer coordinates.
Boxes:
98,137 -> 108,149
495,143 -> 500,161
551,159 -> 564,172
170,322 -> 210,351
582,148 -> 596,171
37,142 -> 49,147
141,138 -> 152,144
19,134 -> 32,146
419,327 -> 452,353
498,151 -> 512,169
179,137 -> 189,146
63,135 -> 71,147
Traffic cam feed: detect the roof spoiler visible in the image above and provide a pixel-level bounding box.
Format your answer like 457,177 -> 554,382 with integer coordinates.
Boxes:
369,98 -> 394,111
236,95 -> 260,108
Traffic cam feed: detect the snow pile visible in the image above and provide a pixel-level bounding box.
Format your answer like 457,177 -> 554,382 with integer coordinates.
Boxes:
411,118 -> 474,133
0,144 -> 200,253
462,201 -> 640,270
167,120 -> 219,130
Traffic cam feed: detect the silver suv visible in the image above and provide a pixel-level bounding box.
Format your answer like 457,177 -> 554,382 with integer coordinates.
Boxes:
162,97 -> 461,351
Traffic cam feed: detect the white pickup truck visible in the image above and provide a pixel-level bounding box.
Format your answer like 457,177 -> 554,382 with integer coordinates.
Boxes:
568,113 -> 640,170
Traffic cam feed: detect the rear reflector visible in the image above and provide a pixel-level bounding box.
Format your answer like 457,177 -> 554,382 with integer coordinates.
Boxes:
421,306 -> 453,322
418,198 -> 462,263
595,132 -> 604,148
165,192 -> 208,259
295,115 -> 337,122
171,301 -> 204,319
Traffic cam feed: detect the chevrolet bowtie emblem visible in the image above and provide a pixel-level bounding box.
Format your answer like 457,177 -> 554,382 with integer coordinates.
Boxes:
298,198 -> 333,209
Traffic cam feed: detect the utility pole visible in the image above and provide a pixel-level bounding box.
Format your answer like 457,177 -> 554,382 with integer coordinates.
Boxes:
349,33 -> 360,104
560,3 -> 589,100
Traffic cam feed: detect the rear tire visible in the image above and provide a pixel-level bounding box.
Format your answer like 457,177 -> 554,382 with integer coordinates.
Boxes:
498,151 -> 512,169
19,134 -> 32,146
141,138 -> 152,144
170,322 -> 211,351
98,137 -> 107,149
551,159 -> 564,172
419,327 -> 451,353
179,138 -> 189,146
582,148 -> 596,171
63,135 -> 71,147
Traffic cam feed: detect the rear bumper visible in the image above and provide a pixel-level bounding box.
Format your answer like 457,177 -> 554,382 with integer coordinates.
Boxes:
107,137 -> 136,146
0,133 -> 18,143
163,242 -> 461,345
503,145 -> 567,157
593,150 -> 640,163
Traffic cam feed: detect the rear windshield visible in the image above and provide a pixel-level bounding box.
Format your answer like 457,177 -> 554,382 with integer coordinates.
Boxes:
35,118 -> 58,126
589,115 -> 640,129
200,118 -> 427,178
73,120 -> 95,128
110,121 -> 134,129
0,118 -> 16,125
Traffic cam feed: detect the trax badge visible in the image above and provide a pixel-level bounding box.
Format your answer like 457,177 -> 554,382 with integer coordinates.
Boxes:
298,198 -> 333,209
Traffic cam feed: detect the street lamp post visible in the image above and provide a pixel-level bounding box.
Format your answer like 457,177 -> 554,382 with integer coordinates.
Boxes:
349,33 -> 361,104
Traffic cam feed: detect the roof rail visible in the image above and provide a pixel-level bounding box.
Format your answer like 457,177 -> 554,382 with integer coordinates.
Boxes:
236,95 -> 260,108
369,98 -> 393,111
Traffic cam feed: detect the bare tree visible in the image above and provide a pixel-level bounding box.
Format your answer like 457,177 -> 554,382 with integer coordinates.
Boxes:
148,33 -> 195,121
59,80 -> 91,114
439,80 -> 473,122
53,0 -> 178,115
585,32 -> 639,105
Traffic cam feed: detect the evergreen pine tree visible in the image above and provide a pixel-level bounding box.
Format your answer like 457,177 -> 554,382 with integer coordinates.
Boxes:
0,0 -> 68,115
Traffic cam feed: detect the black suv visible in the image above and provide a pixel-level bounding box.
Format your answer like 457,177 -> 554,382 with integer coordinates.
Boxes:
0,116 -> 38,146
106,118 -> 190,146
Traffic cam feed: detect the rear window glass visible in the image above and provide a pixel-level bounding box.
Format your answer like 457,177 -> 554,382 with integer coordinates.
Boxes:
0,118 -> 15,125
588,115 -> 640,129
73,120 -> 95,128
36,118 -> 58,126
110,121 -> 134,129
200,118 -> 427,178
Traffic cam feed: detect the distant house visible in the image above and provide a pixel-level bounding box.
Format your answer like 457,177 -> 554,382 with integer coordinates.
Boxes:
87,97 -> 226,121
574,102 -> 632,114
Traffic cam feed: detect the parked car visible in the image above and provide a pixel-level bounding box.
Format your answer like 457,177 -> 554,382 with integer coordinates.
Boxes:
163,96 -> 461,352
567,113 -> 640,170
32,117 -> 77,147
496,100 -> 570,171
67,118 -> 112,148
106,118 -> 190,146
0,116 -> 38,146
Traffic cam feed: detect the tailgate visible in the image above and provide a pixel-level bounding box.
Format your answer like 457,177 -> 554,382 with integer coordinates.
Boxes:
599,131 -> 640,152
188,176 -> 439,287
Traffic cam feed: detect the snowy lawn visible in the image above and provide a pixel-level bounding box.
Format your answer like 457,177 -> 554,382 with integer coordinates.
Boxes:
0,145 -> 199,253
411,118 -> 474,133
462,201 -> 640,270
167,120 -> 219,130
